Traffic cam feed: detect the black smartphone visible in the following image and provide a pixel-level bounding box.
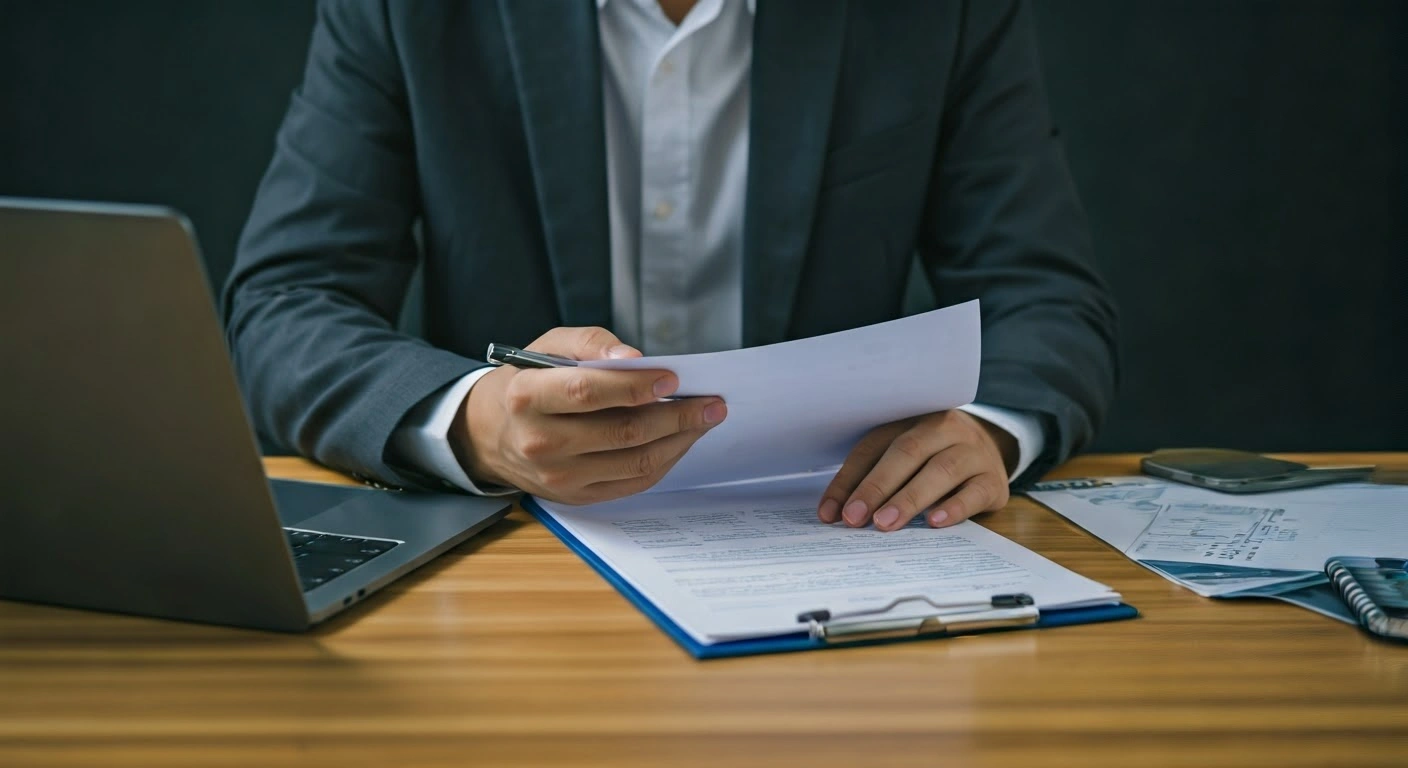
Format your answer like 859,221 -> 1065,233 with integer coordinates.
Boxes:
1141,448 -> 1374,493
1325,556 -> 1408,641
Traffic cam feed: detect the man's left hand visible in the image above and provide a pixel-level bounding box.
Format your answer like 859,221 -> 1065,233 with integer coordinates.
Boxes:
817,410 -> 1018,532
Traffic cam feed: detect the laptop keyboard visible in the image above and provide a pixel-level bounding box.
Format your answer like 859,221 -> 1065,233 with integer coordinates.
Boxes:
284,528 -> 400,592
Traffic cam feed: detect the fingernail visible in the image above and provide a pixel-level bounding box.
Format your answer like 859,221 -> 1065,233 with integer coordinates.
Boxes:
703,402 -> 726,424
608,344 -> 636,359
874,507 -> 899,529
929,509 -> 949,527
818,498 -> 839,523
842,500 -> 868,526
653,377 -> 677,398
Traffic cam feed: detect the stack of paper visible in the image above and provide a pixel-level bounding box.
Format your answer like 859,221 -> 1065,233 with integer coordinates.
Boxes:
1028,477 -> 1408,623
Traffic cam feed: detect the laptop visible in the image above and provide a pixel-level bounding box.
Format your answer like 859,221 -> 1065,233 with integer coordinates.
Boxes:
0,199 -> 511,631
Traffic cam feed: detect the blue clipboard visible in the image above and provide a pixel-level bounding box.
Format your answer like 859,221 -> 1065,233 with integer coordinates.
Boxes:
524,497 -> 1140,659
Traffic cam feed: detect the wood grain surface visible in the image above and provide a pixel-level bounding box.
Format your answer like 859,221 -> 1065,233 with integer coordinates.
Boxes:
3,454 -> 1406,767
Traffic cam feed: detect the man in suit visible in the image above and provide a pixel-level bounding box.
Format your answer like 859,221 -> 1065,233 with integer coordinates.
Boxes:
224,0 -> 1117,533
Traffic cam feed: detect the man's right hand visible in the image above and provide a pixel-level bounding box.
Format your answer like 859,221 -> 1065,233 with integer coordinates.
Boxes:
448,327 -> 726,505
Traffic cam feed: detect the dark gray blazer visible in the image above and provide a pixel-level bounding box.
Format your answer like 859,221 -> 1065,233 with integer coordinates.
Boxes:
224,0 -> 1118,489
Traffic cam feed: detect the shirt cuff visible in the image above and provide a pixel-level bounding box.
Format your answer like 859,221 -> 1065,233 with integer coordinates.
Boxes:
956,403 -> 1046,482
386,366 -> 518,496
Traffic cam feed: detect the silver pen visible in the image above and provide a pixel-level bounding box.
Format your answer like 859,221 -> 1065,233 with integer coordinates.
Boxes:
486,342 -> 686,401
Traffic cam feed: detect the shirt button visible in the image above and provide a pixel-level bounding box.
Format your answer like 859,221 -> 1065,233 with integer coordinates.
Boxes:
654,319 -> 677,343
653,200 -> 674,220
659,58 -> 675,76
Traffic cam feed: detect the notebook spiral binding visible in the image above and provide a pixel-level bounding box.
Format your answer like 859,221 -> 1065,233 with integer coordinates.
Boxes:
1325,559 -> 1405,641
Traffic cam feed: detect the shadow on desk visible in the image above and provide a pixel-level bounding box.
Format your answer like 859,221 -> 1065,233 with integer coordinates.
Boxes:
0,513 -> 529,651
311,513 -> 530,636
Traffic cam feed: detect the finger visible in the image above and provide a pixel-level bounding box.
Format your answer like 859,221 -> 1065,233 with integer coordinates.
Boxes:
839,426 -> 959,528
560,398 -> 727,453
817,423 -> 907,524
925,473 -> 1010,529
527,326 -> 640,361
576,451 -> 693,503
509,366 -> 678,415
573,426 -> 712,497
870,445 -> 988,532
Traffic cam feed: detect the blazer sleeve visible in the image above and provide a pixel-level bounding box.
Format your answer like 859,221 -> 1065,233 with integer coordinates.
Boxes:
917,0 -> 1119,485
222,0 -> 481,487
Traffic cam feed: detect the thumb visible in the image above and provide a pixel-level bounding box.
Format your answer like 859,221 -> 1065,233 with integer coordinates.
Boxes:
527,326 -> 641,361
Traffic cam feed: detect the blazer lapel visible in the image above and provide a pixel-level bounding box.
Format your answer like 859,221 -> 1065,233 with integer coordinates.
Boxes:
497,0 -> 612,328
742,0 -> 847,347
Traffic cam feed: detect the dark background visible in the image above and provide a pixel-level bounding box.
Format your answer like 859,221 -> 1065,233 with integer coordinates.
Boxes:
2,1 -> 1404,454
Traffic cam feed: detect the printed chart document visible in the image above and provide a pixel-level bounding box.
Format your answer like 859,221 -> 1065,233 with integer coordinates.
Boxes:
583,300 -> 980,493
1028,478 -> 1408,623
536,475 -> 1122,646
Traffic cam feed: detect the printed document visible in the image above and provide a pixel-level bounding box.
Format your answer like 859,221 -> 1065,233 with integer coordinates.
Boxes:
583,300 -> 980,492
537,474 -> 1121,645
1028,477 -> 1408,622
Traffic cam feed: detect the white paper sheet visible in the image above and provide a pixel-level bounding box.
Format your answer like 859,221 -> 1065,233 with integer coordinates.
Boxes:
1028,477 -> 1408,612
538,474 -> 1120,644
1127,499 -> 1407,571
582,300 -> 981,493
1031,478 -> 1407,567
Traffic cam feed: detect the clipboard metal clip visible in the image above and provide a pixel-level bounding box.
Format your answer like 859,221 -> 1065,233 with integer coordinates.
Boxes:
796,593 -> 1039,644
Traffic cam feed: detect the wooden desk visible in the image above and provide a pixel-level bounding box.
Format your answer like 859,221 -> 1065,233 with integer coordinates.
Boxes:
3,454 -> 1406,767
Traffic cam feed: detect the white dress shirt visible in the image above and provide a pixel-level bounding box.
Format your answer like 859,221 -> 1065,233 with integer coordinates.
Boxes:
389,0 -> 1045,494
